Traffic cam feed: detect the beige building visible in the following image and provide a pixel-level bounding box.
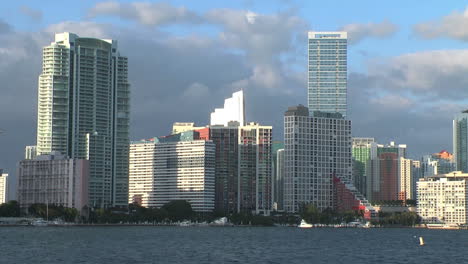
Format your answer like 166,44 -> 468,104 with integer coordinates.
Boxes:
398,157 -> 413,200
417,171 -> 468,224
0,171 -> 8,204
17,152 -> 89,211
129,138 -> 216,212
172,122 -> 204,135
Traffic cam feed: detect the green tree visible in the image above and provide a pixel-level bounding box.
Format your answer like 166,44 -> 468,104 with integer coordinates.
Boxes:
162,200 -> 194,221
0,200 -> 21,217
300,204 -> 321,224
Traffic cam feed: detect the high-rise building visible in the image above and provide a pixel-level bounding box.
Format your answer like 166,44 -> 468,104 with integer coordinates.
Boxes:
274,149 -> 285,211
454,111 -> 468,173
283,105 -> 352,213
411,160 -> 421,200
210,90 -> 245,126
35,32 -> 130,207
417,171 -> 468,225
25,145 -> 37,160
352,138 -> 375,196
197,122 -> 273,215
0,170 -> 8,204
421,151 -> 456,177
307,32 -> 347,117
366,141 -> 408,202
17,152 -> 89,211
128,134 -> 216,212
398,157 -> 413,201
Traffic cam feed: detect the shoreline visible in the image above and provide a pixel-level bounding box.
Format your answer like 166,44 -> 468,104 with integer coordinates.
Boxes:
1,223 -> 466,229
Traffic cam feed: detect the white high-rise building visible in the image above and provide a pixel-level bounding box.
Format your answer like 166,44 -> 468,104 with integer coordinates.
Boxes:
283,105 -> 352,212
398,157 -> 413,200
129,136 -> 216,212
308,32 -> 347,117
0,170 -> 8,204
210,90 -> 245,126
417,171 -> 468,225
36,32 -> 130,207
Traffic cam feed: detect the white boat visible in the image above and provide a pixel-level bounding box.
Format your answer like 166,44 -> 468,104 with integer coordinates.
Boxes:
31,219 -> 49,227
178,220 -> 192,227
298,219 -> 313,228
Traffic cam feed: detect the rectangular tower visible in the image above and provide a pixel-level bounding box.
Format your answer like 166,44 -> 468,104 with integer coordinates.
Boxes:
36,32 -> 130,207
283,105 -> 352,213
0,170 -> 7,204
308,32 -> 347,117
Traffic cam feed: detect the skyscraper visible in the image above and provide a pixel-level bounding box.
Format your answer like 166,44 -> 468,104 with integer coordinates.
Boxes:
36,32 -> 130,207
454,111 -> 468,172
210,90 -> 245,126
283,105 -> 352,212
307,32 -> 347,117
352,138 -> 375,196
197,122 -> 273,215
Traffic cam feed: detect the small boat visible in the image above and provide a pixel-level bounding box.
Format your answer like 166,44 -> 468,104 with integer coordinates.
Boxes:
178,220 -> 192,227
298,219 -> 313,228
419,236 -> 425,246
31,219 -> 49,227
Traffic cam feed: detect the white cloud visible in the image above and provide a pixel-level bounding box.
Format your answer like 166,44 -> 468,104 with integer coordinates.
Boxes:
340,20 -> 398,44
414,7 -> 468,41
364,50 -> 468,100
87,1 -> 202,26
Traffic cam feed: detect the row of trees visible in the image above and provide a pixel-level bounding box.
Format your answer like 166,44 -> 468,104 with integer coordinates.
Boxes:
300,204 -> 360,225
0,200 -> 422,226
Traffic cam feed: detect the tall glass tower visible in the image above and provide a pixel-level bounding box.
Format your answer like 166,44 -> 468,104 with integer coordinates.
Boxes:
307,32 -> 347,118
454,110 -> 468,173
36,32 -> 130,207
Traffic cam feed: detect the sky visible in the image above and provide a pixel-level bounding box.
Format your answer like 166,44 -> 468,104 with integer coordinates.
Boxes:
2,0 -> 468,197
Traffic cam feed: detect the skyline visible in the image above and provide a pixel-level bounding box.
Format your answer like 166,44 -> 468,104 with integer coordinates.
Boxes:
3,1 -> 468,196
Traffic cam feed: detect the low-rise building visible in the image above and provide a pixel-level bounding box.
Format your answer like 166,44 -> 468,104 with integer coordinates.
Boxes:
17,152 -> 89,212
417,171 -> 468,225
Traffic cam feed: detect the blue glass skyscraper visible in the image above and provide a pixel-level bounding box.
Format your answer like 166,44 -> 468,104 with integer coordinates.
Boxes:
308,32 -> 347,118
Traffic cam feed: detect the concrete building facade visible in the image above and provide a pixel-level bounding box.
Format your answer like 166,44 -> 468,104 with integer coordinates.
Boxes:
210,90 -> 245,127
417,171 -> 468,225
0,170 -> 8,204
283,105 -> 352,213
129,134 -> 216,212
197,122 -> 273,215
17,152 -> 89,211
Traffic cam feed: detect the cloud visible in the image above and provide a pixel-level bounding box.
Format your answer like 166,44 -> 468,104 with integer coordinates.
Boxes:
20,6 -> 43,22
340,20 -> 398,44
347,50 -> 468,158
362,50 -> 468,100
413,8 -> 468,41
87,1 -> 202,26
0,19 -> 12,34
